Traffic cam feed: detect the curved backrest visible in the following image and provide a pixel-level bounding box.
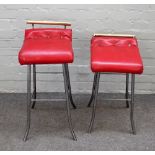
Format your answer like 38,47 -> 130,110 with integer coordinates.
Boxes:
91,35 -> 138,48
24,28 -> 72,41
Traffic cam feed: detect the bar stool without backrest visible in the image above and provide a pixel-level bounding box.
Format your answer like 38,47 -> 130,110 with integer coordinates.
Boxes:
18,21 -> 77,141
88,33 -> 143,134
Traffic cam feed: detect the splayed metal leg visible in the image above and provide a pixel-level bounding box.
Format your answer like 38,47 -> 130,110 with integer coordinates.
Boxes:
88,73 -> 100,133
31,64 -> 36,109
23,65 -> 31,141
130,74 -> 136,134
63,64 -> 77,140
87,73 -> 98,107
125,73 -> 129,108
64,64 -> 76,109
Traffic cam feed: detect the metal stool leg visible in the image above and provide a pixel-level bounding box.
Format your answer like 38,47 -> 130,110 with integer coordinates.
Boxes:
130,74 -> 136,134
63,64 -> 77,141
87,73 -> 97,107
125,73 -> 129,108
88,73 -> 100,133
64,64 -> 76,109
23,65 -> 31,141
32,64 -> 36,109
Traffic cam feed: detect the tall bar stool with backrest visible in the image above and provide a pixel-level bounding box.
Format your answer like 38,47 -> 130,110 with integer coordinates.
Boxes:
18,21 -> 77,141
88,33 -> 143,134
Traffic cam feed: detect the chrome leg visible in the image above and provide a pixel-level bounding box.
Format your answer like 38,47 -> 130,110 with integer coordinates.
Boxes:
87,73 -> 97,107
63,64 -> 77,141
125,73 -> 129,108
88,73 -> 100,133
64,64 -> 76,109
32,65 -> 36,109
23,65 -> 31,141
130,74 -> 136,134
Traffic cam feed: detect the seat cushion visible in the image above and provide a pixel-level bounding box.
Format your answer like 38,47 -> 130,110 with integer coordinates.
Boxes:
91,36 -> 143,74
18,28 -> 74,65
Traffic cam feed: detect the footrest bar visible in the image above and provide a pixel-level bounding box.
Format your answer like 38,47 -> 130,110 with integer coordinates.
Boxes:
36,72 -> 63,74
101,98 -> 131,101
31,99 -> 66,102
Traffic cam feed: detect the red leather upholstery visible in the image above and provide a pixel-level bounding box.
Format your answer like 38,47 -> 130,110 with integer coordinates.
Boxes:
91,36 -> 143,74
18,28 -> 74,65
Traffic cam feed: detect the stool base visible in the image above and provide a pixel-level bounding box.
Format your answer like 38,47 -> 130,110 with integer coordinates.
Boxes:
23,64 -> 77,141
88,73 -> 136,134
31,65 -> 76,109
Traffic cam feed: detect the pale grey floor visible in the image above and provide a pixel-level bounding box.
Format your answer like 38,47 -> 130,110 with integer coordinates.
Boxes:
0,93 -> 155,151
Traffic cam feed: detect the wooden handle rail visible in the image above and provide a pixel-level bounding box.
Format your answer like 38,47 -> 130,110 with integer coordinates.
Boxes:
94,33 -> 135,38
26,20 -> 71,26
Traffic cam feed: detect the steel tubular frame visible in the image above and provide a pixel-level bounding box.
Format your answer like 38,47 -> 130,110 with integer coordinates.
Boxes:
23,64 -> 77,141
63,64 -> 77,140
125,73 -> 129,108
88,73 -> 100,133
23,65 -> 31,141
88,73 -> 130,107
88,72 -> 136,134
64,64 -> 76,109
31,65 -> 76,109
130,74 -> 136,134
31,65 -> 36,109
87,73 -> 98,107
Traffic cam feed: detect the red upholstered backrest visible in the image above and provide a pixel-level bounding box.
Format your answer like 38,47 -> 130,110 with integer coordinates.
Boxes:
91,36 -> 138,48
24,28 -> 72,41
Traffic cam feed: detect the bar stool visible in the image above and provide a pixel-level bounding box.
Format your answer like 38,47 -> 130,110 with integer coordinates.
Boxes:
18,21 -> 77,141
88,33 -> 143,134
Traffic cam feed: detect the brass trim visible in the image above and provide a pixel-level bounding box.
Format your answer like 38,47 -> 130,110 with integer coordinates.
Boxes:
26,20 -> 71,26
94,33 -> 135,38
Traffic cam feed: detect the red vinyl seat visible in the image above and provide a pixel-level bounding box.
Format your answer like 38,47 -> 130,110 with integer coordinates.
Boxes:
91,36 -> 143,74
19,28 -> 74,65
